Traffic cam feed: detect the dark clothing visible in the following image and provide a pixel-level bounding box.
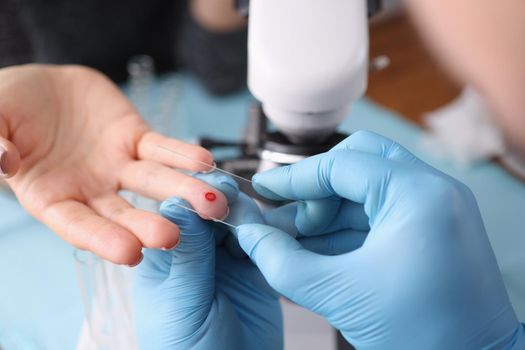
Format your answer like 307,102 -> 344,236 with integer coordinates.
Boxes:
0,0 -> 247,94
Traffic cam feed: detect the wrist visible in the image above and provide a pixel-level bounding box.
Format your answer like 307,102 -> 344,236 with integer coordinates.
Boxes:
190,0 -> 246,33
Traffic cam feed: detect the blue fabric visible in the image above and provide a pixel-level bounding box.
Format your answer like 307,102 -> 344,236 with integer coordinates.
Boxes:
0,73 -> 523,349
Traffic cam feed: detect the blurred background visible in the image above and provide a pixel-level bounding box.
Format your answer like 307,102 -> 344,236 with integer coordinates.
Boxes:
1,1 -> 524,350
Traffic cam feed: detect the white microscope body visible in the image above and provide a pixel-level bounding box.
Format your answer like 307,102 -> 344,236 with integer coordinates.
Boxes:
248,0 -> 369,143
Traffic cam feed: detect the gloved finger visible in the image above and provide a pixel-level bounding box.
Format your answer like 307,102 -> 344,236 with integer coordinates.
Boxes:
219,192 -> 265,258
136,248 -> 173,284
264,196 -> 369,237
298,229 -> 367,255
312,200 -> 369,233
235,223 -> 331,299
227,192 -> 265,227
294,198 -> 342,236
330,130 -> 423,165
252,132 -> 419,201
192,172 -> 240,204
253,150 -> 406,220
263,203 -> 299,236
215,248 -> 276,296
294,199 -> 370,236
159,197 -> 216,281
136,197 -> 218,346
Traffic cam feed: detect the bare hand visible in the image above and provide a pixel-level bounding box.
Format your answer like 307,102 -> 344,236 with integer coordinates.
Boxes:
0,64 -> 229,265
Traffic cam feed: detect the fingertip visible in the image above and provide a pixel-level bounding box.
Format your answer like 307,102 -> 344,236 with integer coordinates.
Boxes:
192,172 -> 240,203
186,147 -> 214,172
197,148 -> 214,166
94,231 -> 143,266
253,166 -> 288,184
192,189 -> 229,222
128,252 -> 144,267
144,215 -> 180,250
138,132 -> 215,173
163,184 -> 229,225
110,231 -> 144,266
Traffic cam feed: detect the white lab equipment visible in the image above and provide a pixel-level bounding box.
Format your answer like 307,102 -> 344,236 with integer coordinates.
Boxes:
75,250 -> 138,350
248,0 -> 369,143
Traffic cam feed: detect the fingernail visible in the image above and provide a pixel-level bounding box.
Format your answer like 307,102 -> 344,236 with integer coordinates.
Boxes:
201,161 -> 217,174
0,146 -> 7,177
128,254 -> 144,267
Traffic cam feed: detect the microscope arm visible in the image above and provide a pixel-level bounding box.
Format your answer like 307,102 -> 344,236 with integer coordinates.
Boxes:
247,0 -> 369,143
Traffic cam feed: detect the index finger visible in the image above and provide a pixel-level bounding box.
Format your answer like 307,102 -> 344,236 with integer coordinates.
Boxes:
137,132 -> 214,173
252,150 -> 408,208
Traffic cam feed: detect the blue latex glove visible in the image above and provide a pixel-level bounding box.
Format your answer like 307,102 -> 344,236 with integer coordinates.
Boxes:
235,131 -> 525,349
134,172 -> 282,350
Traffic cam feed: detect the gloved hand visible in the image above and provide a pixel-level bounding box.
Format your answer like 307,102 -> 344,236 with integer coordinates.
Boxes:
134,171 -> 282,350
236,131 -> 525,349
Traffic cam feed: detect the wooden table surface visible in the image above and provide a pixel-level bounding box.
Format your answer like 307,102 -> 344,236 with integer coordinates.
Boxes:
367,11 -> 460,125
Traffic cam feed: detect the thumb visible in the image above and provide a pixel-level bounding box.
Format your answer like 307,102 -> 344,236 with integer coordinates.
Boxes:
159,197 -> 216,280
135,197 -> 217,348
235,223 -> 330,302
0,118 -> 20,178
137,196 -> 217,284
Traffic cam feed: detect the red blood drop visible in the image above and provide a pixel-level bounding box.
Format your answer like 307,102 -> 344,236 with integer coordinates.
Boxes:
205,192 -> 217,202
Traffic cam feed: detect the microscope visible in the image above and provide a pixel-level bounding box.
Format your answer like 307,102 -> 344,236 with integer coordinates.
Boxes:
199,0 -> 381,202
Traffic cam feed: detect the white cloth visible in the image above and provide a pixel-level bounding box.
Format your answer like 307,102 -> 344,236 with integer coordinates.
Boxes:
421,88 -> 506,167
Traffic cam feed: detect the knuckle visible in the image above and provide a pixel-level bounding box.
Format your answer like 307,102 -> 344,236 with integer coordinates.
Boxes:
384,142 -> 408,160
106,205 -> 129,221
410,172 -> 475,218
319,153 -> 337,190
351,129 -> 376,140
